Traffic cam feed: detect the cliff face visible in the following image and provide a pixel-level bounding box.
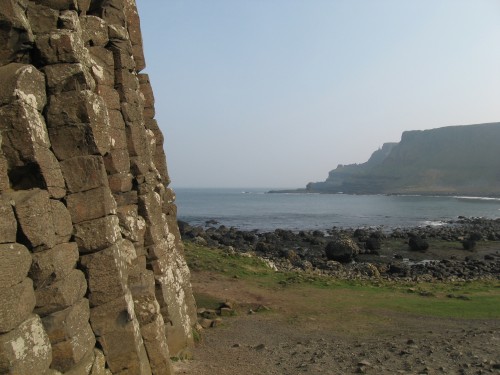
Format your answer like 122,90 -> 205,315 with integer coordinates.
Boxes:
0,1 -> 196,374
307,123 -> 500,196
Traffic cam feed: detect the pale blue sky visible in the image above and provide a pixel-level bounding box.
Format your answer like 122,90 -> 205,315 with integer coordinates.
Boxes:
136,0 -> 500,188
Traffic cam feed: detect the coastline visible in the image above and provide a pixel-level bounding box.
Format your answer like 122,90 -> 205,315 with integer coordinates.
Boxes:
179,217 -> 500,281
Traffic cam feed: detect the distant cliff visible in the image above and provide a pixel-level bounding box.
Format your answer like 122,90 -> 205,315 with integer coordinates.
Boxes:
306,123 -> 500,196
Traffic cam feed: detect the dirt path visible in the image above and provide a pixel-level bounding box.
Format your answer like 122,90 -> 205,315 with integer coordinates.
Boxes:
174,271 -> 500,375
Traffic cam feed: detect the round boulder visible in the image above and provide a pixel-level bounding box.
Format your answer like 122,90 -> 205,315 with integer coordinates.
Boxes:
408,236 -> 429,252
325,236 -> 360,263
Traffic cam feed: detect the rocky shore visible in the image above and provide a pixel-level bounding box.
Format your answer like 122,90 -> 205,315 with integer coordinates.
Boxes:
179,217 -> 500,281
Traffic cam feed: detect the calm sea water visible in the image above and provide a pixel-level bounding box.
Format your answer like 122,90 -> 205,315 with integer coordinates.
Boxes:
174,188 -> 500,232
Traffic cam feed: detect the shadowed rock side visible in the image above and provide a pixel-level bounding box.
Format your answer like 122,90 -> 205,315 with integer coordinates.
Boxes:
306,123 -> 500,196
0,1 -> 196,374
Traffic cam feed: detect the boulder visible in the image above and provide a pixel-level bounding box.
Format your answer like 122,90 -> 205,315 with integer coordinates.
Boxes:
408,236 -> 429,252
325,236 -> 360,263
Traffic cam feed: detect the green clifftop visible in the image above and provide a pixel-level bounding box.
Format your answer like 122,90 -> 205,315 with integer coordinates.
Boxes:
306,122 -> 500,196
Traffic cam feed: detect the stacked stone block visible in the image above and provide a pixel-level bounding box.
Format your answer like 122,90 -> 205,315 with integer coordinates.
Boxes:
0,1 -> 196,374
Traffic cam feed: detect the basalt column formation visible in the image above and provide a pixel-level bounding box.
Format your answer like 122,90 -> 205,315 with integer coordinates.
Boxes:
0,1 -> 197,374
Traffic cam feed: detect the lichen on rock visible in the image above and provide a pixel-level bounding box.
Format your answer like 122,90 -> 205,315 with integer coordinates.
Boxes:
0,1 -> 196,374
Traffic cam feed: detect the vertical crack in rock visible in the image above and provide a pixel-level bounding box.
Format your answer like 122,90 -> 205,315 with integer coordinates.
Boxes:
0,1 -> 197,374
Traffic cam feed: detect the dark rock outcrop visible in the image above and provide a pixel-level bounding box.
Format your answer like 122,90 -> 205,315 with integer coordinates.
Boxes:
0,2 -> 196,374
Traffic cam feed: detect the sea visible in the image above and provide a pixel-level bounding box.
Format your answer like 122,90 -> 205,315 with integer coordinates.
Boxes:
174,188 -> 500,232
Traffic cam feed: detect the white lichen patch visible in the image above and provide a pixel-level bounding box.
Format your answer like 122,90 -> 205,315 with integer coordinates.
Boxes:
14,89 -> 38,109
91,63 -> 104,81
20,103 -> 51,147
11,336 -> 27,360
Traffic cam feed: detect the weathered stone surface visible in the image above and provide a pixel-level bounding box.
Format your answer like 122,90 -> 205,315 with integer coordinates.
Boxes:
0,1 -> 197,372
116,204 -> 146,243
59,10 -> 80,31
90,348 -> 111,375
35,146 -> 67,199
66,186 -> 117,224
30,242 -> 79,287
129,269 -> 157,325
31,0 -> 78,11
43,63 -> 95,94
35,29 -> 89,65
0,63 -> 46,111
42,299 -> 95,372
50,199 -> 73,243
0,101 -> 51,159
0,198 -> 16,243
124,0 -> 145,72
138,74 -> 154,119
104,149 -> 130,175
0,150 -> 8,192
81,15 -> 109,47
97,84 -> 120,110
60,155 -> 108,193
26,2 -> 59,35
48,124 -> 102,161
63,348 -> 94,375
108,108 -> 126,130
0,243 -> 31,288
74,215 -> 121,253
0,0 -> 34,66
113,190 -> 138,207
88,46 -> 114,86
0,315 -> 52,375
47,90 -> 109,128
80,239 -> 136,306
140,315 -> 173,375
89,0 -> 126,28
0,278 -> 36,333
8,189 -> 56,250
46,90 -> 111,153
152,240 -> 196,358
108,172 -> 133,193
89,293 -> 152,374
35,269 -> 88,317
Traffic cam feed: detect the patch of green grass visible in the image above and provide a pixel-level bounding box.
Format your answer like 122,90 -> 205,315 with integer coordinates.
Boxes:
185,242 -> 275,278
184,242 -> 500,320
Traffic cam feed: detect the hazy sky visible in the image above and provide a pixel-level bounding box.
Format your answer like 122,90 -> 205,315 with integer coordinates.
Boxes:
136,0 -> 500,188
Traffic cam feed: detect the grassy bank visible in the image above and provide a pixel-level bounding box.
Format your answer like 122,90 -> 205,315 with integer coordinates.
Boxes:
185,242 -> 500,327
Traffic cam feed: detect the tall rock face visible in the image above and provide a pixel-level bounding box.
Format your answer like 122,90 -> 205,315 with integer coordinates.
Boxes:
0,1 -> 196,374
307,123 -> 500,196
